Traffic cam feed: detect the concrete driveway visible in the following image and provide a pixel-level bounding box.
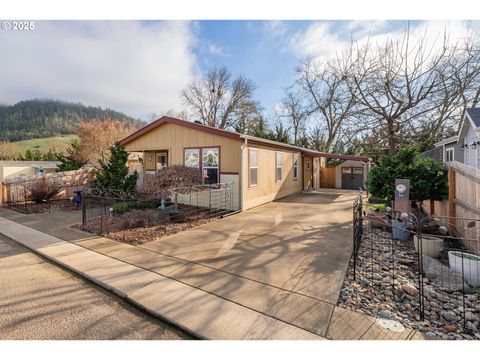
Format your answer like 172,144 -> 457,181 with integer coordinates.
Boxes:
139,189 -> 357,337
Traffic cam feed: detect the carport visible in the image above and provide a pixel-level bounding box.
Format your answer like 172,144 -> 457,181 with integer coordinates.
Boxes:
302,151 -> 371,190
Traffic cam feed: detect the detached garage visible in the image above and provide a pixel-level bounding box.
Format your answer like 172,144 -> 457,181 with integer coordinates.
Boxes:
335,160 -> 368,190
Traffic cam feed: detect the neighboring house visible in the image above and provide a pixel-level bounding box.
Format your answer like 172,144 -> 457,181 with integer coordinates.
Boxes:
120,116 -> 370,211
0,160 -> 58,183
422,135 -> 464,165
458,107 -> 480,169
0,160 -> 59,206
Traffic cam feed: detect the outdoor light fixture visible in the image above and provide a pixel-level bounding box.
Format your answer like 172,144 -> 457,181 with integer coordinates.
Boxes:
471,142 -> 478,149
460,144 -> 467,151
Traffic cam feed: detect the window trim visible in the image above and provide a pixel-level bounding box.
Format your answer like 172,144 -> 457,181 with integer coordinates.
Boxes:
183,146 -> 221,185
248,147 -> 259,188
445,147 -> 454,163
293,153 -> 299,180
275,151 -> 283,183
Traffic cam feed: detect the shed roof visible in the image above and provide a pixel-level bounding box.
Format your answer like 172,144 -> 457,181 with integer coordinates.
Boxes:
120,116 -> 371,162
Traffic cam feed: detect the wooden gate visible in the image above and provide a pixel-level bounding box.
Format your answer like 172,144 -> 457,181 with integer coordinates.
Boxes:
320,167 -> 336,188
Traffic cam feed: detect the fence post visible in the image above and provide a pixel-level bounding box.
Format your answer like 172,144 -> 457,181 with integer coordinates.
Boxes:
448,166 -> 456,234
1,181 -> 5,208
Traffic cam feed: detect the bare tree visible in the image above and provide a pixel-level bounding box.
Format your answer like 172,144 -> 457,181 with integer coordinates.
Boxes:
181,66 -> 257,129
296,59 -> 358,152
344,26 -> 477,155
278,87 -> 310,145
0,140 -> 15,160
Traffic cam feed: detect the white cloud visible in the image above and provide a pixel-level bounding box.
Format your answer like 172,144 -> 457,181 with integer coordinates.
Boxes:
0,21 -> 197,119
207,42 -> 226,56
264,20 -> 287,37
289,20 -> 474,62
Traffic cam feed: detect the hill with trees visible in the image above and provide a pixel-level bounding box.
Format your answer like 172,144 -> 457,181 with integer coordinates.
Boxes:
0,99 -> 144,141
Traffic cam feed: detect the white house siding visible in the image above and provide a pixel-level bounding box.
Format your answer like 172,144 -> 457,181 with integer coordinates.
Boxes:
463,126 -> 480,169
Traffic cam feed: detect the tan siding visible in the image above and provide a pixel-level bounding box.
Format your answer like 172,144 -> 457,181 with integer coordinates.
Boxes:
244,144 -> 302,209
124,122 -> 242,174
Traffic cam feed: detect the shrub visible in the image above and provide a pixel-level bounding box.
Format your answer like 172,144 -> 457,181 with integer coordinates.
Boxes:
112,198 -> 161,214
366,147 -> 448,202
27,178 -> 61,203
140,165 -> 203,196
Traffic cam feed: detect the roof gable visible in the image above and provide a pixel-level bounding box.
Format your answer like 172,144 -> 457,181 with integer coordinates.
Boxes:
466,108 -> 480,128
120,116 -> 241,146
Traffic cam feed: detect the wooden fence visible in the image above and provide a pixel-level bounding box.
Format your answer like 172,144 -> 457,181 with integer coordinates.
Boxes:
320,167 -> 336,188
449,162 -> 480,251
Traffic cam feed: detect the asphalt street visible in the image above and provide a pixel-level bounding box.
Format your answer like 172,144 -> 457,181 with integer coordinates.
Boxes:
0,234 -> 191,340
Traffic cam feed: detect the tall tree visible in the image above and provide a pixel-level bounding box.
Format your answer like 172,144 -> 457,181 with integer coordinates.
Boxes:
344,28 -> 476,155
76,116 -> 138,166
296,59 -> 358,152
181,66 -> 257,129
278,87 -> 310,145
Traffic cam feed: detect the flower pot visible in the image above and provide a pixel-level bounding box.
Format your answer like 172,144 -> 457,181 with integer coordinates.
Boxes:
448,251 -> 480,287
413,235 -> 443,259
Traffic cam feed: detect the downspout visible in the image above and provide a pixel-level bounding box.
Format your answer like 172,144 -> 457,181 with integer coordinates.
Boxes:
241,137 -> 247,210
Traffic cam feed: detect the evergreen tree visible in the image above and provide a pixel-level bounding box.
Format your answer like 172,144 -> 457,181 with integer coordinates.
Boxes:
57,139 -> 86,171
94,142 -> 138,194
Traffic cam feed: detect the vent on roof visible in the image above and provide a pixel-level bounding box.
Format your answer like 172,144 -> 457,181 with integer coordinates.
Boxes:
194,120 -> 202,125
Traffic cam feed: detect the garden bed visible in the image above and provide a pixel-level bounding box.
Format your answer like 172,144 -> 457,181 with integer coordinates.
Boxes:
8,199 -> 81,214
76,206 -> 218,246
339,228 -> 480,340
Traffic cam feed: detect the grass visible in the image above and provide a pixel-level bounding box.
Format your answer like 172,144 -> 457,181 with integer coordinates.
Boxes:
11,135 -> 77,155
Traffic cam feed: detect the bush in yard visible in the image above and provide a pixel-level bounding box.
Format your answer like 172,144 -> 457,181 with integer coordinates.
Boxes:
94,142 -> 138,194
27,177 -> 61,203
366,147 -> 448,202
140,165 -> 203,196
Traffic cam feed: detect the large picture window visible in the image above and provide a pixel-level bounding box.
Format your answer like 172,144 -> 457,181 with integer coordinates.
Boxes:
275,152 -> 283,182
184,147 -> 219,185
293,154 -> 299,180
249,148 -> 258,187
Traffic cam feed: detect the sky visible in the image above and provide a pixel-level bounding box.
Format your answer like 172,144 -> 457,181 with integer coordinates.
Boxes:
0,20 -> 477,121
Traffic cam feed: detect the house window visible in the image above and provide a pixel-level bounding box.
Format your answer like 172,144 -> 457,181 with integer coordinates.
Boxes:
249,148 -> 258,187
293,154 -> 299,180
276,152 -> 283,182
202,147 -> 219,184
184,148 -> 200,168
446,147 -> 454,162
184,147 -> 219,185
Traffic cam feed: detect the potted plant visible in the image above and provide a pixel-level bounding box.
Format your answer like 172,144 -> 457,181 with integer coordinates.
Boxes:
448,251 -> 480,287
413,234 -> 444,258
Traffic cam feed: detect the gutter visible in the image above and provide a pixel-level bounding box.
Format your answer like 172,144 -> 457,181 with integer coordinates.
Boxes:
240,137 -> 247,211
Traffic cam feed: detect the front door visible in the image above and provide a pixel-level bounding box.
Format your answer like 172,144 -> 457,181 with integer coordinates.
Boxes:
341,167 -> 364,190
156,151 -> 168,173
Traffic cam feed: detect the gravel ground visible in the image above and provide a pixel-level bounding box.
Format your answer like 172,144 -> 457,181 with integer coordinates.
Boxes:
339,228 -> 480,340
0,234 -> 192,340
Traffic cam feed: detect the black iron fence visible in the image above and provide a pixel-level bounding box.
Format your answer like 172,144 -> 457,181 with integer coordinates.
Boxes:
4,178 -> 91,214
347,199 -> 480,339
80,182 -> 236,243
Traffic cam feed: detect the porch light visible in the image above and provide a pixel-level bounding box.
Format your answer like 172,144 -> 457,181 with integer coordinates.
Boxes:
460,144 -> 467,151
471,142 -> 478,149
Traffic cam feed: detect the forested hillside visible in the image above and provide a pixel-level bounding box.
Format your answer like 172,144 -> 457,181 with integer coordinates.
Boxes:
0,99 -> 144,141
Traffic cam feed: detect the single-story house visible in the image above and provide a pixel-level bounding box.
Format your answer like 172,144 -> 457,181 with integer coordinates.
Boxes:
0,160 -> 59,206
120,116 -> 370,210
458,107 -> 480,169
421,135 -> 464,166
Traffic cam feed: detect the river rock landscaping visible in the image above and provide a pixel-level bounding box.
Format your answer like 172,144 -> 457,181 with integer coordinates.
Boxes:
339,228 -> 480,340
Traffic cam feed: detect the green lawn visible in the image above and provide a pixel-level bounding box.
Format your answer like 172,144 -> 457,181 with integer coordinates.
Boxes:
11,135 -> 77,155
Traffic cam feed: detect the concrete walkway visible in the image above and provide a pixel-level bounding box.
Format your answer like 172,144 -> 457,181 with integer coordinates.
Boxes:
0,191 -> 429,340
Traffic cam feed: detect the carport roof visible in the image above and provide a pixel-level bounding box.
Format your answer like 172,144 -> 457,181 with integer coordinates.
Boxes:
120,116 -> 371,162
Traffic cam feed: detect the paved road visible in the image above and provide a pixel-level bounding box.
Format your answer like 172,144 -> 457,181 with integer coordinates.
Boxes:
0,234 -> 190,340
